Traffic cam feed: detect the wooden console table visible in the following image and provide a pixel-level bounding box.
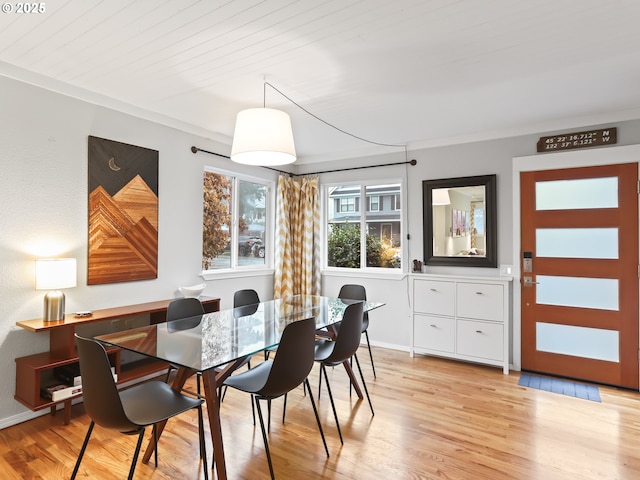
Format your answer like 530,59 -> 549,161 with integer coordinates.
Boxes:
15,297 -> 220,424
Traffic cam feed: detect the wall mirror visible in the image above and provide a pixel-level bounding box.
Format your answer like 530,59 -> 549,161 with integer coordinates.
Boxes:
422,174 -> 497,268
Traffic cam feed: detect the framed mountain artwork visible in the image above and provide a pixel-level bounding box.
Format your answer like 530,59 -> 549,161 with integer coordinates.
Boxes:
87,136 -> 159,285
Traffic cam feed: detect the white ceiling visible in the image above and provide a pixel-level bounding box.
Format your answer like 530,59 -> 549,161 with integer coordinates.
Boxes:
2,0 -> 640,164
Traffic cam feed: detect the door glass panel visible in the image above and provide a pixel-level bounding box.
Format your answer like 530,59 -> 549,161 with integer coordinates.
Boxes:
535,177 -> 618,210
537,275 -> 619,311
537,322 -> 619,362
536,228 -> 618,259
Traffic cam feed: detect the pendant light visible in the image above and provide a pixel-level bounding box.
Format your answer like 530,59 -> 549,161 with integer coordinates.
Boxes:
230,107 -> 296,166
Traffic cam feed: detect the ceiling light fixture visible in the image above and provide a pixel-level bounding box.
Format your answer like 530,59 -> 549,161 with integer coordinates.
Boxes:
229,81 -> 409,168
231,107 -> 296,166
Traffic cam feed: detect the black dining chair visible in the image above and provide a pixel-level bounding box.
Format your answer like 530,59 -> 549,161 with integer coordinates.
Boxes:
234,288 -> 260,310
234,288 -> 279,364
315,301 -> 374,445
165,297 -> 206,396
223,317 -> 329,480
339,284 -> 376,378
71,335 -> 208,480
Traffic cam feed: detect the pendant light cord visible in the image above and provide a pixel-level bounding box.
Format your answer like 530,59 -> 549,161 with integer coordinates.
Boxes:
264,82 -> 407,149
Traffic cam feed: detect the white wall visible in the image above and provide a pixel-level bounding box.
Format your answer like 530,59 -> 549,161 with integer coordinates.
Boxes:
2,74 -> 640,428
0,76 -> 276,426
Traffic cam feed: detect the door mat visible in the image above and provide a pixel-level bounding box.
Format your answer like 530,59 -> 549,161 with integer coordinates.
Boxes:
518,373 -> 601,402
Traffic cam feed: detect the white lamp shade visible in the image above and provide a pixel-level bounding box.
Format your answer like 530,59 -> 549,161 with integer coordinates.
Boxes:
432,188 -> 451,206
35,258 -> 77,290
231,108 -> 296,166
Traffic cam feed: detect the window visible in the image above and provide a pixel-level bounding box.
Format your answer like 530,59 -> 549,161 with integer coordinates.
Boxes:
202,168 -> 271,272
339,197 -> 356,212
326,183 -> 402,270
369,195 -> 380,212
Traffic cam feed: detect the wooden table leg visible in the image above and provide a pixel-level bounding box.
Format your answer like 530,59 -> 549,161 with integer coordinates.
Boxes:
342,359 -> 363,399
141,368 -> 192,464
325,326 -> 364,399
201,369 -> 227,480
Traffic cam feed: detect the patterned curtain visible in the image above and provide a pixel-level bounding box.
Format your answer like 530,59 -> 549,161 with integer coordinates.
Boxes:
273,174 -> 321,297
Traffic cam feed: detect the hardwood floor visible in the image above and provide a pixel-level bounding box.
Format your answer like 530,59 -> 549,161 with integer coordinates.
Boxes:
2,348 -> 640,479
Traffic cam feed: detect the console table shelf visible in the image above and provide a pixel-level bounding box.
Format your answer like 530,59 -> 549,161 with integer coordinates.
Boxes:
15,297 -> 220,423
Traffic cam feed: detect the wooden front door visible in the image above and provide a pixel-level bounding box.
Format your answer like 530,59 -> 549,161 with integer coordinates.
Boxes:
521,163 -> 639,388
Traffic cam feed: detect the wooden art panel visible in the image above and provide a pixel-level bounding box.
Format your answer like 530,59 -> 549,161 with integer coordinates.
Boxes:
88,136 -> 158,285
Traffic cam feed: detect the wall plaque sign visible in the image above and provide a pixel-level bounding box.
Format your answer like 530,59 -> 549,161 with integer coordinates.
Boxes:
537,127 -> 617,153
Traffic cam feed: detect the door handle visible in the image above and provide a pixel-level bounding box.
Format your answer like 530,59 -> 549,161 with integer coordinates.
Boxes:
523,276 -> 540,287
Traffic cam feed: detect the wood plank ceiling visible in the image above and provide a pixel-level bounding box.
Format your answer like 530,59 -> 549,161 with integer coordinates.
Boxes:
1,0 -> 640,163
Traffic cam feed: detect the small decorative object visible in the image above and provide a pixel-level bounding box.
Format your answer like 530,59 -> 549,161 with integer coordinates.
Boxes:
179,283 -> 206,298
35,258 -> 77,322
412,259 -> 423,273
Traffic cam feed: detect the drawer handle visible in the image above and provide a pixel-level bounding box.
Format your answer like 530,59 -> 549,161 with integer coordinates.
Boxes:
430,324 -> 437,328
475,330 -> 484,334
475,291 -> 483,295
430,288 -> 437,292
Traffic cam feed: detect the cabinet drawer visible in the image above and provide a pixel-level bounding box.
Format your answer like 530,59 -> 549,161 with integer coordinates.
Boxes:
456,282 -> 504,321
456,319 -> 504,361
413,280 -> 455,316
414,314 -> 455,353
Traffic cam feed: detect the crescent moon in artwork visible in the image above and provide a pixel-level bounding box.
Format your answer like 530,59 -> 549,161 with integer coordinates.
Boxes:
108,157 -> 121,171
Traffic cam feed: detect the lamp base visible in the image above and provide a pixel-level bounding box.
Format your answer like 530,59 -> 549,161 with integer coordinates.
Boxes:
43,290 -> 65,322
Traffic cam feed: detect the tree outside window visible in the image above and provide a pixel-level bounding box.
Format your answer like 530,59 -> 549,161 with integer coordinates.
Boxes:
202,169 -> 269,271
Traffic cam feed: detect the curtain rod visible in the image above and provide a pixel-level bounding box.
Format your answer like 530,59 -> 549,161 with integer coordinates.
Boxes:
190,145 -> 416,175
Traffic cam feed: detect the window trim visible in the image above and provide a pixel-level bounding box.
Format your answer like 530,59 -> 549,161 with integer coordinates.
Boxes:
201,166 -> 275,276
324,179 -> 404,273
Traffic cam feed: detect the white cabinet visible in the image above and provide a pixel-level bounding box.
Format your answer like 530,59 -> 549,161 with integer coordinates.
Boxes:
411,274 -> 511,374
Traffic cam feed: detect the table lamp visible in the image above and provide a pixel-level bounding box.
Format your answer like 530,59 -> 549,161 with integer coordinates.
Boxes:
35,258 -> 77,321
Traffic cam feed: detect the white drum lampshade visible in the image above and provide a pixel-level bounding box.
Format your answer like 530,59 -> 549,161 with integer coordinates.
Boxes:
231,108 -> 296,166
35,258 -> 77,322
432,188 -> 451,205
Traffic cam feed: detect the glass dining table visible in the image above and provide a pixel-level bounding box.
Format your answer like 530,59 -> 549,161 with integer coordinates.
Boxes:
95,294 -> 384,480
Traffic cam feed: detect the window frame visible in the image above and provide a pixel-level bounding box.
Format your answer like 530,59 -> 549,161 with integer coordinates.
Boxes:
324,179 -> 405,273
201,166 -> 275,278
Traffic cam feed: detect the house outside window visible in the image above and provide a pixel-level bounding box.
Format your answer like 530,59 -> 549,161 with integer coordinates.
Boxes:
369,195 -> 380,212
326,183 -> 402,270
202,168 -> 271,272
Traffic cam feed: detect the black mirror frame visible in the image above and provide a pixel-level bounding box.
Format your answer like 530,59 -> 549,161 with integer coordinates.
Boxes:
422,174 -> 497,268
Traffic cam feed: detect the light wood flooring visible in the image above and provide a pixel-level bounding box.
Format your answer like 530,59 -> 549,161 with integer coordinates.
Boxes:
2,348 -> 640,479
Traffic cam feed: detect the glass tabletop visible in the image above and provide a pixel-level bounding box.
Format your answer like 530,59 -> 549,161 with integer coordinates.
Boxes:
95,294 -> 384,372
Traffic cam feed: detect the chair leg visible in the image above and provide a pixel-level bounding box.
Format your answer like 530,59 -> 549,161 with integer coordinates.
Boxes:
353,353 -> 374,416
255,398 -> 276,480
152,424 -> 158,467
282,392 -> 287,424
364,330 -> 376,378
317,362 -> 324,400
304,378 -> 330,458
321,363 -> 343,445
197,405 -> 209,480
267,399 -> 272,433
251,395 -> 256,425
165,365 -> 174,383
128,428 -> 146,480
70,420 -> 95,480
